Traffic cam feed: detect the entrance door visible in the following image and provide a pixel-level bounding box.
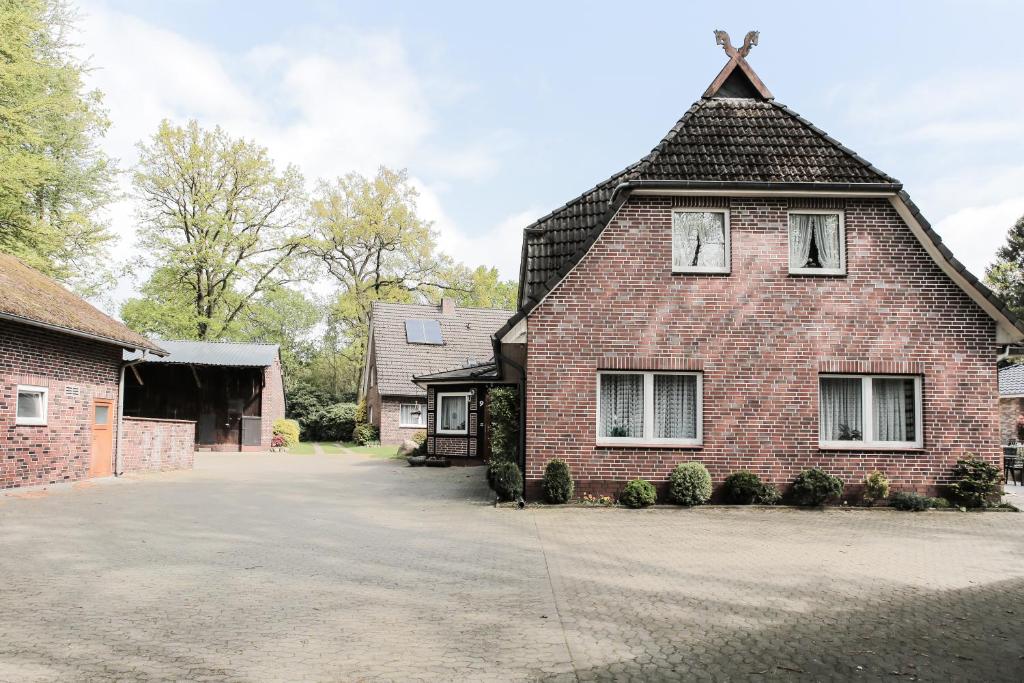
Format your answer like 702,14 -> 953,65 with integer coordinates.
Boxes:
90,398 -> 114,477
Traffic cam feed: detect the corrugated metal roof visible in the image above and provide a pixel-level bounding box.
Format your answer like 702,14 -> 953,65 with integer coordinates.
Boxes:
1000,365 -> 1024,396
124,340 -> 279,367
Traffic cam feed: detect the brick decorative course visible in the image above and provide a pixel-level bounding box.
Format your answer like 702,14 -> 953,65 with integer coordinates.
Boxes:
524,196 -> 1000,498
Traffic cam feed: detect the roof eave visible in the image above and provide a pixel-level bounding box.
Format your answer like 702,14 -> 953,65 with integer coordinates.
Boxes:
0,311 -> 167,356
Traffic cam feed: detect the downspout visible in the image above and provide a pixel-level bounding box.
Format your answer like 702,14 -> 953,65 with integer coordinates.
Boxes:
115,351 -> 148,476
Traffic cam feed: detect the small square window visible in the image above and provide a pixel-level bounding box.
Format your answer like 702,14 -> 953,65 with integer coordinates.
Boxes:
16,385 -> 48,426
437,393 -> 469,435
789,210 -> 845,274
400,403 -> 426,428
672,210 -> 730,273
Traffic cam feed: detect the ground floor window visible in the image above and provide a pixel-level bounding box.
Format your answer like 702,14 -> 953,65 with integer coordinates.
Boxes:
597,371 -> 702,446
819,375 -> 922,448
400,402 -> 426,427
437,392 -> 470,434
16,385 -> 48,426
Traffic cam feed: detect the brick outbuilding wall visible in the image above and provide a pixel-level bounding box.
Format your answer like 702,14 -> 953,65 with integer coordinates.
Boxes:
120,417 -> 195,472
0,320 -> 121,490
524,196 -> 1000,500
259,355 -> 286,450
999,397 -> 1024,444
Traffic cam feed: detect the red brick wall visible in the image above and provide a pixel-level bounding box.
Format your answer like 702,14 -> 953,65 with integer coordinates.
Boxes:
260,355 -> 286,449
999,397 -> 1024,444
524,196 -> 1000,499
120,417 -> 195,472
0,320 -> 122,490
379,397 -> 427,445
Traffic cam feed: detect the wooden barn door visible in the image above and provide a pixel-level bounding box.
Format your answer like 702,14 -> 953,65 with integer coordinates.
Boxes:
89,398 -> 114,477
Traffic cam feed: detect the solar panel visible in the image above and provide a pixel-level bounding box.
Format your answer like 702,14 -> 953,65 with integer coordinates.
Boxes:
405,319 -> 444,345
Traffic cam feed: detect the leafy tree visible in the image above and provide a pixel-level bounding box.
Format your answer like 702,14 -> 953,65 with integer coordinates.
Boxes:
124,120 -> 307,339
0,0 -> 116,291
986,212 -> 1024,319
432,265 -> 516,310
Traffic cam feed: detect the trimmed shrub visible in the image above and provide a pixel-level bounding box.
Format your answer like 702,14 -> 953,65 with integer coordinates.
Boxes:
863,470 -> 890,501
542,459 -> 574,504
757,483 -> 782,505
791,468 -> 844,506
948,455 -> 1001,508
490,460 -> 523,502
930,496 -> 951,509
352,423 -> 379,446
620,478 -> 657,508
722,470 -> 763,505
668,462 -> 712,506
272,418 -> 300,446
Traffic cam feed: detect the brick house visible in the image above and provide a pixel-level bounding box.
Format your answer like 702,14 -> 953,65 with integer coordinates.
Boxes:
998,364 -> 1024,444
0,253 -> 196,490
478,33 -> 1022,499
123,341 -> 286,451
361,299 -> 511,446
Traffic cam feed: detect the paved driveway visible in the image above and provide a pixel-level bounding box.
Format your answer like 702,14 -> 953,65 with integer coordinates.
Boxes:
1,453 -> 1022,682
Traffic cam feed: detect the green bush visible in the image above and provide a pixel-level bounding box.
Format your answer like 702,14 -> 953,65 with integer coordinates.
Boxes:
272,418 -> 300,446
354,399 -> 368,424
790,467 -> 844,506
352,423 -> 379,446
722,470 -> 762,505
948,455 -> 1001,508
863,470 -> 890,501
758,483 -> 782,505
488,387 -> 519,464
619,478 -> 657,508
490,460 -> 523,501
311,403 -> 357,442
412,430 -> 427,446
542,459 -> 574,504
668,462 -> 712,506
890,491 -> 947,511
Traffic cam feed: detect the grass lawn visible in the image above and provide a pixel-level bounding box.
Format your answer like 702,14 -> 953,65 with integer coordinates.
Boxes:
342,442 -> 401,458
288,441 -> 317,455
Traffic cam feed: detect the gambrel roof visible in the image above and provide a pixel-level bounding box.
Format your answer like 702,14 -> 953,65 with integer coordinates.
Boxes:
503,38 -> 1024,345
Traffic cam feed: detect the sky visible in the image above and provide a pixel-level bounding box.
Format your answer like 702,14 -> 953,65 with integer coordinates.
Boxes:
74,0 -> 1024,310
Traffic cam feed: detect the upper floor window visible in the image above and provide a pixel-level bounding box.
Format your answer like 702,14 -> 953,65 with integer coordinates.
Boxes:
672,209 -> 730,274
16,385 -> 48,426
597,371 -> 702,447
789,210 -> 845,275
819,375 -> 922,449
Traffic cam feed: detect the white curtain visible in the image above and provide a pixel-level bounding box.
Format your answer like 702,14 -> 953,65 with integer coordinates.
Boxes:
820,378 -> 862,441
874,379 -> 913,441
789,215 -> 814,268
674,212 -> 725,268
17,390 -> 43,419
812,214 -> 841,269
654,375 -> 696,439
600,374 -> 643,438
401,404 -> 425,426
440,396 -> 466,431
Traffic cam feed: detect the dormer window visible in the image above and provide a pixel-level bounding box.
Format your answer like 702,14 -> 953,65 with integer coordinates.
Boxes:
672,209 -> 730,274
789,210 -> 845,275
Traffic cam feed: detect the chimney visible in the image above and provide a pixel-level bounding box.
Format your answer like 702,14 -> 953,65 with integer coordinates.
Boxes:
441,298 -> 456,316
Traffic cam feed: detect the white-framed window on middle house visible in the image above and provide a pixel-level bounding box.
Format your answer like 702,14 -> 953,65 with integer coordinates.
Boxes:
400,402 -> 426,428
437,392 -> 470,435
672,209 -> 730,273
789,209 -> 845,275
597,371 -> 702,446
16,385 -> 48,426
819,375 -> 922,449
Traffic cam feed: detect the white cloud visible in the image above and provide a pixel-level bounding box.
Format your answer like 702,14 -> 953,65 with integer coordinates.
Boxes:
75,2 -> 518,309
935,196 -> 1024,277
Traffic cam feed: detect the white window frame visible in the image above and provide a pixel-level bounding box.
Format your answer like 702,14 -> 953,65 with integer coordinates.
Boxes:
399,402 -> 427,428
436,392 -> 470,435
788,209 -> 846,276
671,208 -> 731,274
819,374 -> 923,450
595,371 -> 703,447
15,384 -> 48,426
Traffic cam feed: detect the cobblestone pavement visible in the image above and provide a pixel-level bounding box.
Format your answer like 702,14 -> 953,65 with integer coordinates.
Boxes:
0,454 -> 1022,682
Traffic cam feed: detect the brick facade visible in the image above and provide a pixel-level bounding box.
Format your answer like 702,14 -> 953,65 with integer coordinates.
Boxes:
523,196 -> 1000,499
999,397 -> 1024,444
120,417 -> 195,472
259,355 -> 286,450
378,396 -> 427,445
0,320 -> 121,490
425,386 -> 479,457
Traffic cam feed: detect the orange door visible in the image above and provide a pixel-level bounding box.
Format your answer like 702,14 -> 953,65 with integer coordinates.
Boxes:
90,399 -> 114,478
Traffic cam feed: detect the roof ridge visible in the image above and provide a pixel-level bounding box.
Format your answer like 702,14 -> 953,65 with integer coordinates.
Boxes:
766,100 -> 899,185
158,339 -> 279,347
372,301 -> 513,314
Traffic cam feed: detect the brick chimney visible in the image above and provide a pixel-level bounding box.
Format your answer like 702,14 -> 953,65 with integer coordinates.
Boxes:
440,298 -> 456,316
